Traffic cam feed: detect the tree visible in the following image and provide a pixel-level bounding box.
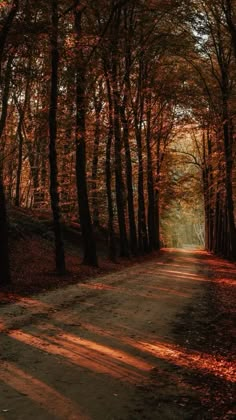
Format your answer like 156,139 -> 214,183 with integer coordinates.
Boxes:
74,0 -> 98,266
48,0 -> 66,274
0,0 -> 19,285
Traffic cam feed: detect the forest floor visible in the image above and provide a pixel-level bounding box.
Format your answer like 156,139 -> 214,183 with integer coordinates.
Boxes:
3,206 -> 163,298
0,248 -> 235,420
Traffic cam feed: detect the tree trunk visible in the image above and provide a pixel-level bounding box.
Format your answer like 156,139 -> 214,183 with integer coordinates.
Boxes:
135,118 -> 148,253
202,131 -> 210,250
0,173 -> 10,285
120,104 -> 137,255
104,66 -> 117,260
213,190 -> 221,254
91,90 -> 102,227
113,89 -> 129,257
207,129 -> 214,251
111,10 -> 129,257
49,0 -> 66,274
74,1 -> 97,266
146,93 -> 156,251
15,67 -> 31,207
154,136 -> 161,250
0,59 -> 14,285
202,169 -> 210,250
0,0 -> 19,285
222,95 -> 236,259
120,6 -> 137,255
133,59 -> 148,253
15,127 -> 24,206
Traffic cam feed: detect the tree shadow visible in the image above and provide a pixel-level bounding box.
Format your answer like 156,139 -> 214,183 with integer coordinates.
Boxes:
0,249 -> 235,419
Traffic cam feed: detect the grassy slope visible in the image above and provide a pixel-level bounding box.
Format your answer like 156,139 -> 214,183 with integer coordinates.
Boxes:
1,207 -> 159,301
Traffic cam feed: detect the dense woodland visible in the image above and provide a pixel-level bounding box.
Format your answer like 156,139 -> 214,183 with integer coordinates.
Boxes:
0,0 -> 236,284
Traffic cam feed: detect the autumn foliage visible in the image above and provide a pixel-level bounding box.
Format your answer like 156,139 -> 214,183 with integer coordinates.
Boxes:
0,0 -> 236,283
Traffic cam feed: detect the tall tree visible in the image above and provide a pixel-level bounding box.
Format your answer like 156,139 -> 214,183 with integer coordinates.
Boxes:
110,6 -> 129,257
120,5 -> 138,255
74,0 -> 98,266
0,0 -> 19,285
48,0 -> 66,273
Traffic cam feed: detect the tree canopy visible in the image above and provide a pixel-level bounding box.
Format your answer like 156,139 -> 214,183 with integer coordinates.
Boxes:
0,0 -> 236,283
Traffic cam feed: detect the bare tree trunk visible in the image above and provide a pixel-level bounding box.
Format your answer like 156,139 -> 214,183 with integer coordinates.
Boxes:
74,1 -> 97,266
120,104 -> 138,255
120,5 -> 137,255
49,0 -> 66,273
0,0 -> 19,285
207,129 -> 214,251
15,63 -> 31,206
133,58 -> 148,253
222,92 -> 236,259
0,173 -> 10,285
91,87 -> 102,227
154,132 -> 161,250
202,131 -> 210,250
146,92 -> 155,251
111,10 -> 129,257
104,65 -> 117,261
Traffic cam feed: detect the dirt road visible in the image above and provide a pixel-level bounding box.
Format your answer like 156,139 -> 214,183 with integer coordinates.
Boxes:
0,249 -> 235,419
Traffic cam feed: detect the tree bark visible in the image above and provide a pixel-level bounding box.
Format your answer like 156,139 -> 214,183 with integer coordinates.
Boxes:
111,10 -> 129,257
146,92 -> 156,251
91,88 -> 102,227
0,0 -> 19,285
49,0 -> 66,273
222,93 -> 236,259
154,132 -> 161,250
133,58 -> 148,253
120,5 -> 137,255
15,62 -> 31,207
0,173 -> 10,285
15,127 -> 24,206
120,104 -> 137,255
103,64 -> 117,260
74,1 -> 98,266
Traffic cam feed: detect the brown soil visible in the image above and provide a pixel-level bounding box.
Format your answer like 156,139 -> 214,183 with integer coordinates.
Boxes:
0,249 -> 235,419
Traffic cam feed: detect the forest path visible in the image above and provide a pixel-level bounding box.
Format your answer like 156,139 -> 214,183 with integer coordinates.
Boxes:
0,249 -> 235,419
